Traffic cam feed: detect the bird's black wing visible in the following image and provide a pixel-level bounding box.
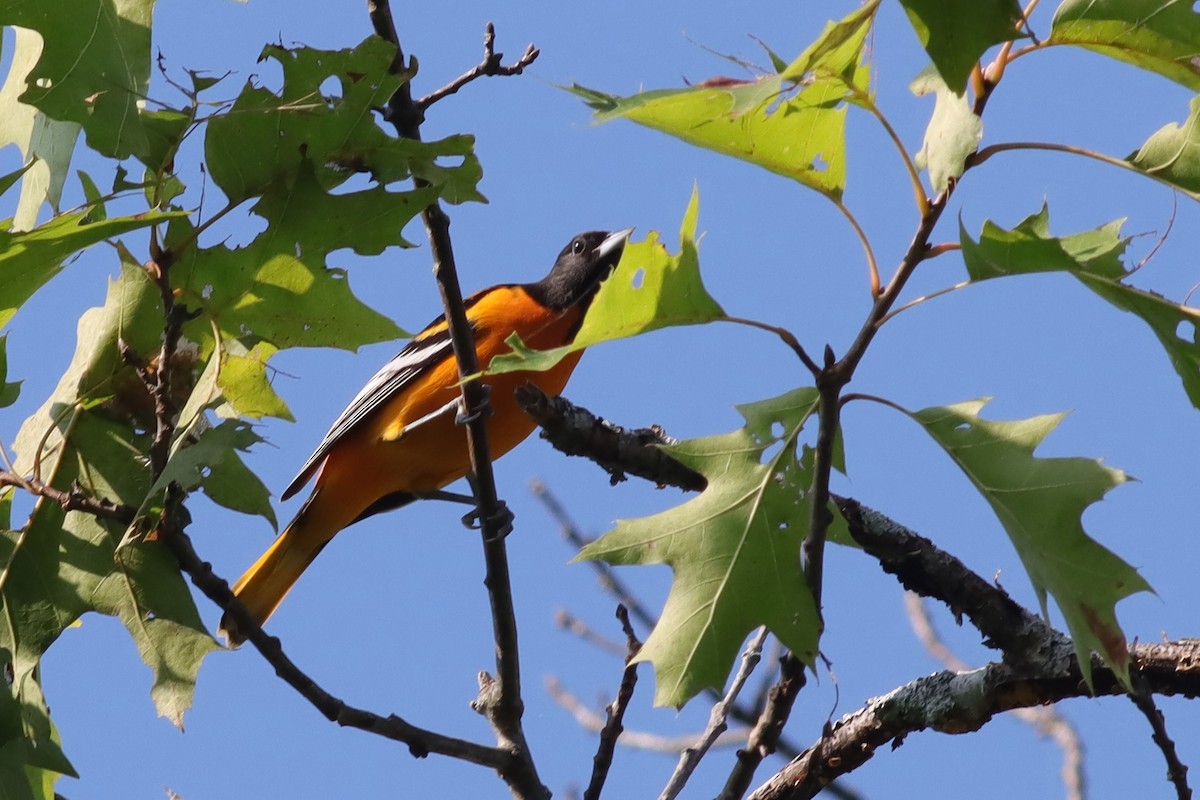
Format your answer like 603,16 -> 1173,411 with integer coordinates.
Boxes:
281,328 -> 456,500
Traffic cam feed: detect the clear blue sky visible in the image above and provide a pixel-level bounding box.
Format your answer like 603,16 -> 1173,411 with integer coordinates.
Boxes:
3,1 -> 1198,798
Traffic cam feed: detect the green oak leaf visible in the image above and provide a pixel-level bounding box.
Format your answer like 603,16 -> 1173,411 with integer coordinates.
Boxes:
205,36 -> 482,205
961,204 -> 1200,410
578,388 -> 823,707
911,66 -> 982,192
0,336 -> 19,408
174,163 -> 420,352
6,265 -> 218,735
1051,0 -> 1200,91
0,666 -> 74,800
487,186 -> 723,375
132,419 -> 275,533
0,0 -> 154,160
0,207 -> 186,331
898,0 -> 1024,93
911,399 -> 1148,686
568,3 -> 878,201
1127,95 -> 1200,198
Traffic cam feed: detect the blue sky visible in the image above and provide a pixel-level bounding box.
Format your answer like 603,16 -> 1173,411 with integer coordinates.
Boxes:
4,1 -> 1200,798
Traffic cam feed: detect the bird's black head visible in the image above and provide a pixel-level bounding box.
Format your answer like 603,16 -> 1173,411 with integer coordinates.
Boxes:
528,229 -> 633,312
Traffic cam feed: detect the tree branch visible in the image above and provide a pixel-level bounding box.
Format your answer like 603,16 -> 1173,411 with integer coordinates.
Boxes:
416,22 -> 540,111
368,4 -> 545,795
747,639 -> 1200,800
154,504 -> 510,768
517,384 -> 707,491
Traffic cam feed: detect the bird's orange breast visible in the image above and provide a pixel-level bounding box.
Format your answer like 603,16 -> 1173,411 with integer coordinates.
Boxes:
310,286 -> 586,520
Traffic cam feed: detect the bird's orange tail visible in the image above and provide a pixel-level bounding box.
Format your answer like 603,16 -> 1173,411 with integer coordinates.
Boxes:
218,496 -> 336,646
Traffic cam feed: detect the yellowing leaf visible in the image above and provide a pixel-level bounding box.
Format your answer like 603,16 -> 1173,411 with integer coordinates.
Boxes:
578,388 -> 823,707
568,3 -> 878,201
486,187 -> 723,376
911,399 -> 1148,686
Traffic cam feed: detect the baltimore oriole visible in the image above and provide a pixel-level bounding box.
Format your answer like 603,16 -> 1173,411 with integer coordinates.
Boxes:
218,228 -> 632,644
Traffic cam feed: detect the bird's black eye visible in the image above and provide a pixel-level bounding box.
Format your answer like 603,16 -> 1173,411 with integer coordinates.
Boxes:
572,238 -> 586,255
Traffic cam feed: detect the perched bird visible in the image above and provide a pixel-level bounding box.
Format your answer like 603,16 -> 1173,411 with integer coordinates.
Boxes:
219,228 -> 632,644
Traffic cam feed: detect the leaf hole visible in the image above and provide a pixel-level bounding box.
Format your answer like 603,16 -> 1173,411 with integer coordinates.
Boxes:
319,76 -> 341,107
811,153 -> 828,172
201,284 -> 214,300
953,422 -> 971,432
1176,319 -> 1196,344
630,268 -> 645,289
145,611 -> 157,621
760,439 -> 784,464
771,421 -> 785,439
35,77 -> 52,89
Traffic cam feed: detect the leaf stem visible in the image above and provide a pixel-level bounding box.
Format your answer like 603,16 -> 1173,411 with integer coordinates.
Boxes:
833,198 -> 881,296
969,141 -> 1200,200
720,316 -> 821,377
846,84 -> 929,217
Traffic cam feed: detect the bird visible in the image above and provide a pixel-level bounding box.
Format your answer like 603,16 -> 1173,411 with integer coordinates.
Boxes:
218,228 -> 633,645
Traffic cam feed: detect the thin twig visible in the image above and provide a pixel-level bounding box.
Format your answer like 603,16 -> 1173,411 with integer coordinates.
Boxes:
1129,678 -> 1192,800
417,22 -> 540,111
547,676 -> 751,752
555,608 -> 627,658
1128,192 -> 1177,277
659,627 -> 770,800
582,605 -> 642,800
719,316 -> 821,377
718,652 -> 808,800
532,480 -> 663,634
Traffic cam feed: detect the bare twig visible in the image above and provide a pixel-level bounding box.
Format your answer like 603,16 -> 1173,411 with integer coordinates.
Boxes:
1128,679 -> 1192,800
532,479 -> 662,635
718,652 -> 808,800
660,627 -> 770,800
555,609 -> 627,658
417,22 -> 540,111
367,4 -> 545,797
583,605 -> 643,800
547,676 -> 751,752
